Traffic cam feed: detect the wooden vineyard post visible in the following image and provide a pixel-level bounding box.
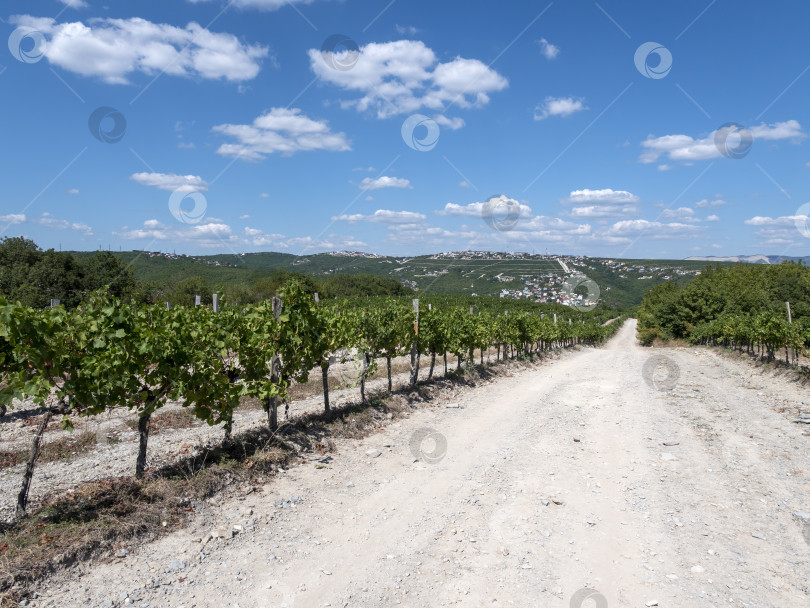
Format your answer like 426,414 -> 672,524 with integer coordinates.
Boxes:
267,296 -> 282,431
410,298 -> 420,387
194,295 -> 201,307
212,293 -> 219,313
469,306 -> 475,363
505,310 -> 509,359
314,292 -> 330,411
786,301 -> 793,365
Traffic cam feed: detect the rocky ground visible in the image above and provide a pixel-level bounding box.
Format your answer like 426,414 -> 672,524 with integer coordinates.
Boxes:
13,320 -> 810,607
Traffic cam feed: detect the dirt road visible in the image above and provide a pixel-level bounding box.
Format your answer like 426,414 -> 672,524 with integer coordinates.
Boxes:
36,320 -> 810,607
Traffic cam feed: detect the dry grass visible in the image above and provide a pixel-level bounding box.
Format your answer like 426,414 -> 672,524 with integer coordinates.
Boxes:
124,409 -> 200,434
285,359 -> 414,402
710,346 -> 810,387
0,432 -> 98,472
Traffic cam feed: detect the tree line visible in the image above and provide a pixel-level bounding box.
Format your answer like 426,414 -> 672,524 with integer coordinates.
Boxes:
0,237 -> 411,309
637,262 -> 810,361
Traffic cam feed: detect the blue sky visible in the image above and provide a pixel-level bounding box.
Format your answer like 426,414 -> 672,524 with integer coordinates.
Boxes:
2,0 -> 809,259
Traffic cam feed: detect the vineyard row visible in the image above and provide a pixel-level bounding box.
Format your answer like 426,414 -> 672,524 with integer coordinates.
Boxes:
0,281 -> 623,516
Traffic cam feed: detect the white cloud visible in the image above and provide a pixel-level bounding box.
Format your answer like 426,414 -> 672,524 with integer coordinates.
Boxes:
605,219 -> 703,239
744,215 -> 805,227
178,142 -> 195,149
458,181 -> 471,189
58,0 -> 88,9
660,207 -> 699,222
516,215 -> 592,235
566,189 -> 639,204
534,96 -> 586,121
284,235 -> 368,251
0,214 -> 26,225
695,198 -> 728,208
358,176 -> 412,191
116,218 -> 241,248
562,189 -> 640,218
67,188 -> 80,194
640,120 -> 805,164
248,233 -> 286,246
565,205 -> 638,219
36,212 -> 92,235
10,15 -> 268,84
706,214 -> 720,221
433,114 -> 466,130
436,198 -> 532,219
213,108 -> 350,160
395,25 -> 419,35
743,214 -> 810,246
189,0 -> 316,10
259,193 -> 270,198
657,164 -> 671,171
308,39 -> 508,119
537,38 -> 559,60
750,121 -> 805,140
332,209 -> 427,224
239,214 -> 250,219
130,172 -> 208,193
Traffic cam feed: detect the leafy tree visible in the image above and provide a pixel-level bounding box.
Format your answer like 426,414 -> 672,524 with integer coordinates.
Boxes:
78,251 -> 136,300
252,271 -> 318,301
170,276 -> 211,307
320,273 -> 411,298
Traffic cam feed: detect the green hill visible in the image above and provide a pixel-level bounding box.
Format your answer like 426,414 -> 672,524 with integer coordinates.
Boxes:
70,249 -> 736,309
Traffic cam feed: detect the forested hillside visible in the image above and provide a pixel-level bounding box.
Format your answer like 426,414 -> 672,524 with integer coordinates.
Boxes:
637,262 -> 810,360
1,238 -> 410,307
